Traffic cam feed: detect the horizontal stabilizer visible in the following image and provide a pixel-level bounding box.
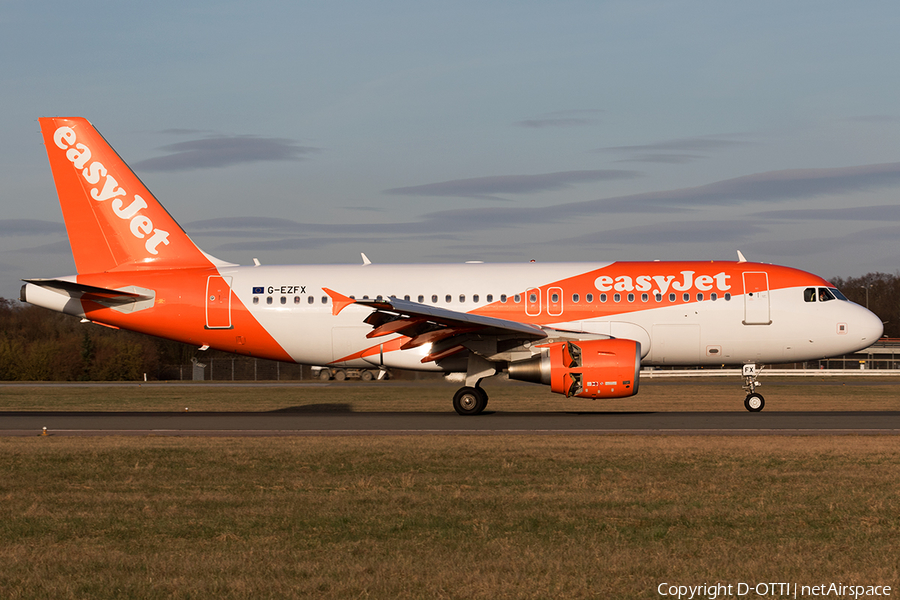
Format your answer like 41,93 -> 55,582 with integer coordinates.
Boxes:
23,278 -> 152,302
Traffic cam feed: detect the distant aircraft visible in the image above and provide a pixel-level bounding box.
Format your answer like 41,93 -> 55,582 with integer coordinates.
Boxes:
22,117 -> 883,414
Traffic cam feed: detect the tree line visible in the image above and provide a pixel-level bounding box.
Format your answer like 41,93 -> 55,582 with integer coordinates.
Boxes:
1,271 -> 897,381
0,298 -> 197,381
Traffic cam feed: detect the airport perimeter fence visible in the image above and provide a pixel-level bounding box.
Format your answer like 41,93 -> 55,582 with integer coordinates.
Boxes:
155,357 -> 439,382
154,356 -> 900,383
157,357 -> 307,382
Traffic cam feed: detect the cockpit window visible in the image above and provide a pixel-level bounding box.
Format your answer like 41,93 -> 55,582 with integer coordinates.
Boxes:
805,287 -> 842,303
818,288 -> 836,302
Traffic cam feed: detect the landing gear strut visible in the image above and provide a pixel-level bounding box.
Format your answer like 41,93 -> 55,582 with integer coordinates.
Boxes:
453,386 -> 488,416
742,364 -> 765,412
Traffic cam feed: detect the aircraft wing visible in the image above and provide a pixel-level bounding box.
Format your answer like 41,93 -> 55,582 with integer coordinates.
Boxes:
325,288 -> 548,362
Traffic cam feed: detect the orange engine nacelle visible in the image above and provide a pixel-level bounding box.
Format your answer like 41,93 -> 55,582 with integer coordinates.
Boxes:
508,338 -> 641,399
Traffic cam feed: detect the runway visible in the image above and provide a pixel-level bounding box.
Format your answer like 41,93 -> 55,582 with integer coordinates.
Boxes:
2,410 -> 900,436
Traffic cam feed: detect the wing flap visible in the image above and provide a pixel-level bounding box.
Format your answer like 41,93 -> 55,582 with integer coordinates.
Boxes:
322,290 -> 549,364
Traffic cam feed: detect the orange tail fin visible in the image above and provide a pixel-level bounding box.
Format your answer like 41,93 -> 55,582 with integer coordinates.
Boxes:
39,117 -> 217,273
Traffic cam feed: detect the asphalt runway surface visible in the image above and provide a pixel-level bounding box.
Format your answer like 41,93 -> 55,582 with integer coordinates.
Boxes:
2,410 -> 900,436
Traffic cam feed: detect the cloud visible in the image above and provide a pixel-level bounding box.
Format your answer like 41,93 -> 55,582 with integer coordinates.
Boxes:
133,136 -> 321,172
186,216 -> 415,237
753,204 -> 900,221
183,161 -> 900,245
0,219 -> 66,236
742,224 -> 900,259
417,161 -> 900,230
383,169 -> 640,201
12,240 -> 73,254
597,134 -> 752,164
514,109 -> 603,129
600,136 -> 751,153
214,233 -> 460,253
614,153 -> 706,164
842,115 -> 897,123
561,220 -> 767,245
342,206 -> 385,213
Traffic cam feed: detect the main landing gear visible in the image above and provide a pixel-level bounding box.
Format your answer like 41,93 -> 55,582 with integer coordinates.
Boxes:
742,364 -> 765,412
453,386 -> 489,416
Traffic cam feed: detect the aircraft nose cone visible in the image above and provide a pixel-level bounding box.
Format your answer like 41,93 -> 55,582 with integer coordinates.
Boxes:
856,305 -> 884,345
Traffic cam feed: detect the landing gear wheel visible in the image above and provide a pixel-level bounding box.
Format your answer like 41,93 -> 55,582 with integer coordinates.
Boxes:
477,387 -> 489,411
453,386 -> 487,416
744,393 -> 765,412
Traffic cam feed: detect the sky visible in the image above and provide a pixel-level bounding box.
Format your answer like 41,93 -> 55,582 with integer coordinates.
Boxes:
2,0 -> 900,300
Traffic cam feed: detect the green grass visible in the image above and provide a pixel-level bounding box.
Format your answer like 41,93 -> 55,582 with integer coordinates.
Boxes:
1,436 -> 899,599
1,377 -> 899,412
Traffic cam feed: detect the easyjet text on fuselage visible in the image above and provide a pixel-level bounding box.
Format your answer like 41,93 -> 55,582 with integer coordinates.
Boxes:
594,270 -> 732,295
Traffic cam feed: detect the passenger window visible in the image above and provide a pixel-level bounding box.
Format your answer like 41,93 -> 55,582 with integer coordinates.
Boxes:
460,294 -> 466,303
669,293 -> 676,302
683,293 -> 690,302
514,294 -> 521,303
321,296 -> 328,304
266,297 -> 273,305
294,296 -> 301,304
572,293 -> 580,303
281,296 -> 287,304
487,294 -> 493,302
500,294 -> 507,303
253,297 -> 259,305
641,293 -> 649,302
445,295 -> 452,303
724,293 -> 731,301
655,293 -> 662,302
627,293 -> 634,302
696,293 -> 703,302
473,294 -> 479,303
711,293 -> 717,301
551,293 -> 559,303
404,295 -> 410,301
804,288 -> 817,302
418,295 -> 424,303
307,296 -> 314,304
600,293 -> 607,303
614,293 -> 621,303
432,295 -> 438,303
586,293 -> 593,303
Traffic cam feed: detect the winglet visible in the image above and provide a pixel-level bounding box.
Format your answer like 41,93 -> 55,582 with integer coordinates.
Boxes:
323,288 -> 356,316
737,250 -> 747,263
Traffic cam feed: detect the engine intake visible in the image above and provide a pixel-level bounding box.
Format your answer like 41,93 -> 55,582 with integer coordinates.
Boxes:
508,338 -> 641,399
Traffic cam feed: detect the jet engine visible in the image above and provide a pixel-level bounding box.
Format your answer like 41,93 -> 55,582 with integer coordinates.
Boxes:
508,338 -> 641,398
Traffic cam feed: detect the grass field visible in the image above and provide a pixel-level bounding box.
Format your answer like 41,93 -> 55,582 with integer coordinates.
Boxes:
1,436 -> 899,599
1,376 -> 899,412
1,379 -> 898,599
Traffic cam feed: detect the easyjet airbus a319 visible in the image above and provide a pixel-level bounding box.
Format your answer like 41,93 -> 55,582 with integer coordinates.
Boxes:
21,117 -> 883,413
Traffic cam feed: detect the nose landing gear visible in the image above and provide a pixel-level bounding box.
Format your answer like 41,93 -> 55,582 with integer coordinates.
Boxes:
742,364 -> 765,412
